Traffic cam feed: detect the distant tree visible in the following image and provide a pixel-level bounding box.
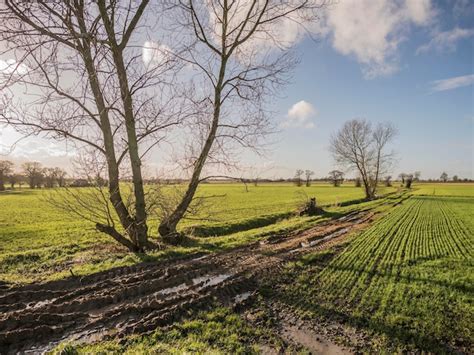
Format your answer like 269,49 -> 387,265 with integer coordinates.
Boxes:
70,179 -> 92,188
328,170 -> 344,187
253,178 -> 259,187
440,172 -> 448,182
414,171 -> 421,182
354,177 -> 362,187
405,174 -> 414,188
294,169 -> 304,187
398,173 -> 407,184
384,175 -> 392,187
330,119 -> 396,199
0,160 -> 14,191
8,174 -> 21,189
54,168 -> 67,187
452,175 -> 459,182
95,174 -> 108,187
43,168 -> 58,188
22,162 -> 44,188
305,170 -> 315,187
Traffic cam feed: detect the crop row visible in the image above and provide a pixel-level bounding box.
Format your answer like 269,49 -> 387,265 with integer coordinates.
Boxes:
308,196 -> 473,350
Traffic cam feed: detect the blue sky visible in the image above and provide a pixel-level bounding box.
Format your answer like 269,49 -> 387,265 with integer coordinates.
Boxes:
0,0 -> 473,180
265,0 -> 474,179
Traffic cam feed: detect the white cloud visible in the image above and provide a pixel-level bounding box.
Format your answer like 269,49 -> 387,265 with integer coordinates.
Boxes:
430,74 -> 474,92
142,41 -> 171,66
417,27 -> 474,54
405,0 -> 433,24
324,0 -> 434,78
199,1 -> 435,78
282,100 -> 316,129
0,59 -> 29,76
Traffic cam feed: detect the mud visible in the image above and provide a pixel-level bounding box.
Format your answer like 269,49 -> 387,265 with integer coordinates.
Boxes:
0,210 -> 373,354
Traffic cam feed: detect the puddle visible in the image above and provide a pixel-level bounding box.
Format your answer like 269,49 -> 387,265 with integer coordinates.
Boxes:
301,228 -> 350,248
192,254 -> 209,262
26,298 -> 57,310
151,273 -> 232,298
234,291 -> 252,303
192,273 -> 231,288
156,283 -> 188,296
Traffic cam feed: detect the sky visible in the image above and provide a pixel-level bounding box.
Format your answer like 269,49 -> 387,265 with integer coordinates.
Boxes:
0,0 -> 473,180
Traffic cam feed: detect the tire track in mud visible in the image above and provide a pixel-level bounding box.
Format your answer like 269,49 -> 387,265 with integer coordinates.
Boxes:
0,210 -> 374,354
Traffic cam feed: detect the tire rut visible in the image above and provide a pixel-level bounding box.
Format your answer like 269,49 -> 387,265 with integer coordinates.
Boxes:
0,210 -> 374,354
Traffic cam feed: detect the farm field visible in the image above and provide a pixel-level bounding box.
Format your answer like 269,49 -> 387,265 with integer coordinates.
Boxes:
412,183 -> 474,197
274,195 -> 474,352
0,183 -> 393,284
40,188 -> 474,354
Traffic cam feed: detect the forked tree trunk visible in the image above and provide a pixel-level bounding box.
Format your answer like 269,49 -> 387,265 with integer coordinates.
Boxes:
158,54 -> 228,241
81,31 -> 148,253
98,0 -> 149,250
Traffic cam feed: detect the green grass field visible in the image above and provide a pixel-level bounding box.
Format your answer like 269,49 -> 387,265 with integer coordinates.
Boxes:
412,183 -> 474,197
43,183 -> 474,353
276,194 -> 474,352
0,182 -> 393,284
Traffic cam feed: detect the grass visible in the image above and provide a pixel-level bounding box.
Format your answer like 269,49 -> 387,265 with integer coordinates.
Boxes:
0,182 -> 394,284
411,182 -> 474,197
275,195 -> 474,352
3,183 -> 473,353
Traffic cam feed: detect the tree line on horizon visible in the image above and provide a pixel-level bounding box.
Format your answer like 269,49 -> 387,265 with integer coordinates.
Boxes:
0,160 -> 68,190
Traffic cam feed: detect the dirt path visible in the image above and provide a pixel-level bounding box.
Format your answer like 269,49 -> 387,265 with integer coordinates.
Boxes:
0,210 -> 374,354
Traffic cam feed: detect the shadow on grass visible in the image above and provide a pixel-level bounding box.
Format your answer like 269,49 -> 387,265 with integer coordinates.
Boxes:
188,212 -> 295,237
187,196 -> 381,238
0,189 -> 37,196
323,260 -> 474,294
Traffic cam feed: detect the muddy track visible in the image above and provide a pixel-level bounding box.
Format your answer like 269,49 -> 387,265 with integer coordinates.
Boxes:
0,210 -> 374,354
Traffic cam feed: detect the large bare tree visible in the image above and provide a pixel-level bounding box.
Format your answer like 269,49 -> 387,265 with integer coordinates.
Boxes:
158,0 -> 328,239
330,119 -> 396,199
0,1 -> 182,252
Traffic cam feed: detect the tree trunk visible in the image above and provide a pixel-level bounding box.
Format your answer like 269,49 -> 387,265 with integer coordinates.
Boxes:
98,1 -> 149,250
79,29 -> 145,252
158,53 -> 228,241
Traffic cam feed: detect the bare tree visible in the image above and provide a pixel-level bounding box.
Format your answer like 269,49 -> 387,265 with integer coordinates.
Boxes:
440,172 -> 448,182
54,168 -> 67,187
157,1 -> 328,239
8,173 -> 20,189
405,173 -> 414,188
354,176 -> 361,187
328,170 -> 344,187
384,175 -> 392,187
294,169 -> 304,187
330,119 -> 396,199
398,173 -> 407,184
22,162 -> 44,188
0,1 -> 182,252
305,170 -> 314,187
0,160 -> 13,191
414,171 -> 421,182
43,168 -> 58,188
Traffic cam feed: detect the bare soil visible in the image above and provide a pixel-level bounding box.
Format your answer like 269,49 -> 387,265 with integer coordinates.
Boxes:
0,210 -> 374,354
